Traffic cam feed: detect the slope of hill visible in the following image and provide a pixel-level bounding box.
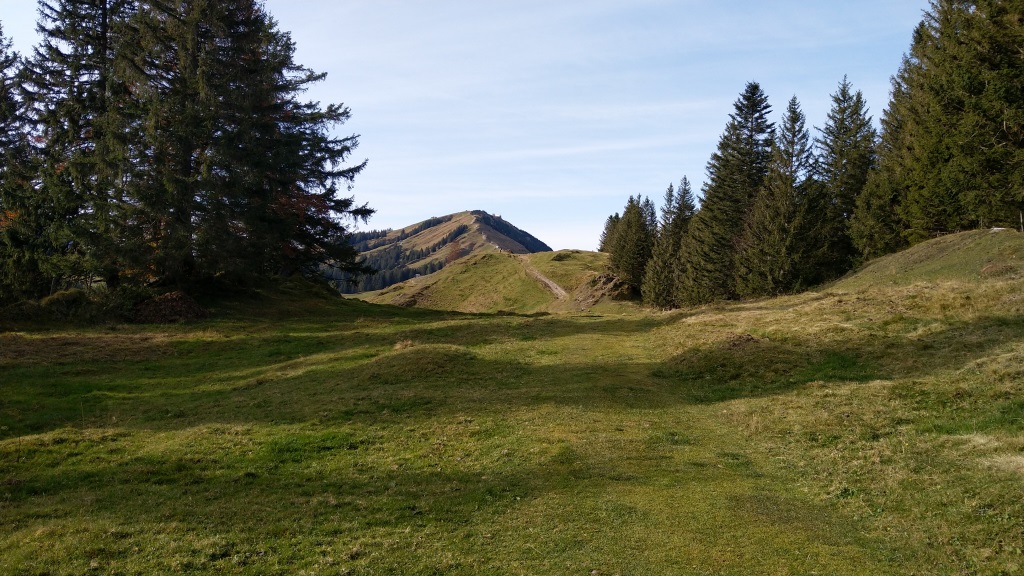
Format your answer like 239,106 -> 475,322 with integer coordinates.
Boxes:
331,211 -> 552,293
836,228 -> 1024,290
357,249 -> 631,314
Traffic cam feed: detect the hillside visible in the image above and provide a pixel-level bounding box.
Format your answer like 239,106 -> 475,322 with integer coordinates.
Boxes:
836,228 -> 1024,290
330,211 -> 552,293
357,249 -> 631,314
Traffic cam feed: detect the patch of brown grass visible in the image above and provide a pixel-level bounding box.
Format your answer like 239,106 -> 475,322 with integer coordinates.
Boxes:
0,332 -> 174,365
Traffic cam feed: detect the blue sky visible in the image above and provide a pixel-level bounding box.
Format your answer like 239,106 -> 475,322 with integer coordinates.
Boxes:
1,1 -> 927,250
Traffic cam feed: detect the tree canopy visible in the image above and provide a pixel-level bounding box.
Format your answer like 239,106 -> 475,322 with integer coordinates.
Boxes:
0,0 -> 370,303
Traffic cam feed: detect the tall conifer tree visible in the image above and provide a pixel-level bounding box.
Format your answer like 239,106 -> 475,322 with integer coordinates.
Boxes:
642,178 -> 695,308
0,23 -> 19,169
897,2 -> 973,241
852,33 -> 923,258
677,82 -> 774,305
120,0 -> 370,286
811,78 -> 877,280
598,213 -> 620,252
21,0 -> 136,290
856,0 -> 1024,248
0,22 -> 39,301
608,196 -> 654,295
735,96 -> 814,297
948,0 -> 1024,229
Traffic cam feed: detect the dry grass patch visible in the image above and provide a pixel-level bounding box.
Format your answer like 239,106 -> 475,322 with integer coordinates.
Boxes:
0,331 -> 175,365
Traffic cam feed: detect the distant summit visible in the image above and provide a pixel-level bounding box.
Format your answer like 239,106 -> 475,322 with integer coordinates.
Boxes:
330,211 -> 552,293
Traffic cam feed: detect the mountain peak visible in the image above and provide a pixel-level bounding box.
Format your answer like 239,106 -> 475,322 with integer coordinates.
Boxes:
332,211 -> 551,293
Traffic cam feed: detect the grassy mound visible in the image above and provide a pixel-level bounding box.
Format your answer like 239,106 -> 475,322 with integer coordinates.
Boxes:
837,228 -> 1024,290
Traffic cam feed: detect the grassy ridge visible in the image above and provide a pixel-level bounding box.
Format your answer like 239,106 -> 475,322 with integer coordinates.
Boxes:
367,252 -> 555,313
2,233 -> 1024,574
362,250 -> 616,314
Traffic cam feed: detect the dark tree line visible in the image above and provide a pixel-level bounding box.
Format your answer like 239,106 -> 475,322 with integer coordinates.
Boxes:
603,1 -> 1024,308
0,1 -> 370,303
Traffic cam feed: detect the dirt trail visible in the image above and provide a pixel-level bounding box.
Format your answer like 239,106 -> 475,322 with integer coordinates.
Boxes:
518,255 -> 568,300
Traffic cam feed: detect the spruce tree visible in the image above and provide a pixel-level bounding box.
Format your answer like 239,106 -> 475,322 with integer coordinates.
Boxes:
608,196 -> 654,295
735,96 -> 814,297
884,1 -> 1024,242
641,196 -> 658,235
852,41 -> 922,258
658,182 -> 676,232
677,82 -> 774,305
0,22 -> 39,301
674,177 -> 698,241
951,0 -> 1024,229
642,178 -> 696,308
641,183 -> 677,308
851,169 -> 907,260
811,77 -> 877,280
598,213 -> 621,252
204,0 -> 371,280
0,23 -> 18,168
21,0 -> 137,290
122,0 -> 370,286
896,2 -> 972,241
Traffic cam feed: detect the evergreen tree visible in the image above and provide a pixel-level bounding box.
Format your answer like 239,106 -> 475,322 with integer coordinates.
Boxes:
951,0 -> 1024,229
641,183 -> 677,308
21,0 -> 137,291
677,82 -> 774,305
674,177 -> 698,241
883,1 -> 1024,243
735,96 -> 815,297
0,22 -> 39,301
206,0 -> 371,280
658,182 -> 676,232
641,178 -> 696,308
2,2 -> 374,298
852,47 -> 919,259
896,3 -> 973,241
851,170 -> 907,259
121,0 -> 370,287
641,195 -> 658,235
598,212 -> 620,252
608,196 -> 654,295
811,77 -> 877,280
0,23 -> 19,170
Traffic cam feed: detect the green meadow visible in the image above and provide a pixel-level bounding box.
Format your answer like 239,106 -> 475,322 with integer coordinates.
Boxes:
3,230 -> 1024,575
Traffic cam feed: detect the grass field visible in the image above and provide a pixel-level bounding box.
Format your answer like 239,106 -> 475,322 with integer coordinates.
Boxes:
3,232 -> 1024,574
